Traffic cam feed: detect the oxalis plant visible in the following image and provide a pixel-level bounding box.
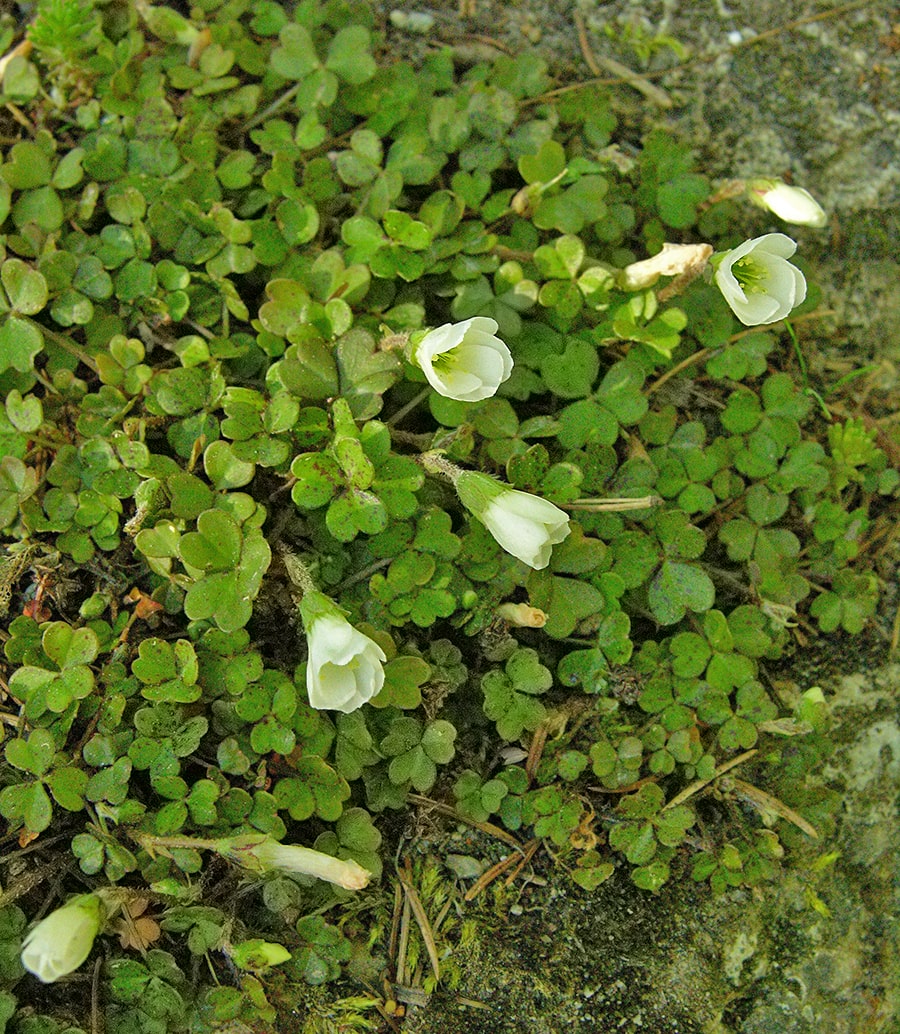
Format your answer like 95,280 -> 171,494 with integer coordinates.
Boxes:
0,0 -> 895,1029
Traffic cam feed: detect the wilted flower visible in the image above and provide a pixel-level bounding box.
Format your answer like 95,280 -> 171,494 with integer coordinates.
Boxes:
620,242 -> 713,290
496,602 -> 548,628
714,233 -> 807,326
413,317 -> 513,402
456,472 -> 570,570
219,835 -> 371,890
300,590 -> 386,713
748,179 -> 827,228
21,893 -> 106,983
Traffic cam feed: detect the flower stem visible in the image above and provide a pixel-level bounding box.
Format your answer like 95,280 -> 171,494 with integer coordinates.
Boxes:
418,450 -> 463,484
387,387 -> 430,427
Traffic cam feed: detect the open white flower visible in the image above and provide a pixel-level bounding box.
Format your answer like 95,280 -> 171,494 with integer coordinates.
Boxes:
219,835 -> 371,890
714,233 -> 807,326
21,893 -> 106,983
749,179 -> 827,228
414,317 -> 513,402
456,472 -> 570,570
300,591 -> 386,713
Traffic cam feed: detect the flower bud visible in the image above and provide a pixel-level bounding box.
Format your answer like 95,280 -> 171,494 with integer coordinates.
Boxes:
748,180 -> 827,228
21,893 -> 106,983
300,591 -> 386,713
219,835 -> 371,890
456,472 -> 570,570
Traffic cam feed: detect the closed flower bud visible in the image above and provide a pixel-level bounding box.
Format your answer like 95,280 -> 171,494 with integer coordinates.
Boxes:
300,591 -> 386,713
748,179 -> 827,228
713,233 -> 807,326
220,835 -> 371,890
456,472 -> 570,570
21,893 -> 106,983
412,317 -> 513,402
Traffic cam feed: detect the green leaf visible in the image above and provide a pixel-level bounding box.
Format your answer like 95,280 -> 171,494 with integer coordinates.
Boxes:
648,561 -> 715,625
326,26 -> 376,84
270,24 -> 320,80
1,259 -> 48,314
0,316 -> 43,373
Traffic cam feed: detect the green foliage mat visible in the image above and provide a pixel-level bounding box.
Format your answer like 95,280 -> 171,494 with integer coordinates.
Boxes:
0,0 -> 895,1029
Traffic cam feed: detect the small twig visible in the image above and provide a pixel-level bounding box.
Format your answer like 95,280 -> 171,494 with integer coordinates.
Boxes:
407,793 -> 523,850
647,348 -> 712,396
388,881 -> 403,969
387,388 -> 430,427
503,838 -> 541,888
525,725 -> 548,783
241,81 -> 303,132
464,838 -> 540,902
662,749 -> 758,810
573,9 -> 673,108
395,891 -> 411,987
729,777 -> 819,839
334,557 -> 392,593
396,861 -> 440,984
564,495 -> 660,512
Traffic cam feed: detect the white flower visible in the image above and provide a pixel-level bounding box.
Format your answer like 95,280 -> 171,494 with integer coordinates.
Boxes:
620,243 -> 713,290
456,472 -> 570,570
414,317 -> 513,402
749,179 -> 827,228
300,591 -> 386,713
219,835 -> 371,890
714,233 -> 807,326
21,893 -> 106,983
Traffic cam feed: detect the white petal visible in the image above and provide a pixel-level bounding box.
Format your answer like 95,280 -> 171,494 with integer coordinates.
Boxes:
463,316 -> 500,336
457,342 -> 507,383
751,232 -> 798,259
308,663 -> 353,709
483,508 -> 548,567
498,490 -> 570,527
436,368 -> 487,401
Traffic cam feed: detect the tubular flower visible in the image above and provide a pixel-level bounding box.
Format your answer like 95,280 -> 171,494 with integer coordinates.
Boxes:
748,179 -> 827,228
300,590 -> 386,713
219,835 -> 371,890
413,317 -> 513,402
456,472 -> 570,570
21,893 -> 107,983
713,233 -> 807,326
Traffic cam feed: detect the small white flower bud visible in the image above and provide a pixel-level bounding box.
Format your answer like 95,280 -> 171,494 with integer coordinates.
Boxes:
21,893 -> 106,983
300,591 -> 386,713
220,835 -> 371,890
456,473 -> 570,570
748,180 -> 827,228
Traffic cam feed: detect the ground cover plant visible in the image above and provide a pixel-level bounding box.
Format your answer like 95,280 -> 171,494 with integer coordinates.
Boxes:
0,0 -> 896,1030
